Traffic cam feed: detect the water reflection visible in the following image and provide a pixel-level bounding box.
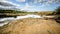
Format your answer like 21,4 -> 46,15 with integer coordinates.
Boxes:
16,14 -> 42,19
0,14 -> 42,26
0,17 -> 15,26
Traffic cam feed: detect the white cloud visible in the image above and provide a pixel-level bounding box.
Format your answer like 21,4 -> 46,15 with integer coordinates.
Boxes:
22,3 -> 31,10
0,0 -> 59,11
0,0 -> 6,1
0,5 -> 18,10
21,3 -> 35,11
16,0 -> 25,2
3,1 -> 20,7
0,0 -> 21,10
21,3 -> 30,10
21,3 -> 46,11
33,0 -> 60,5
34,0 -> 42,3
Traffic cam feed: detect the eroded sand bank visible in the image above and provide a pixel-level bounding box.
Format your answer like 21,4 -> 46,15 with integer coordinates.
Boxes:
0,18 -> 60,34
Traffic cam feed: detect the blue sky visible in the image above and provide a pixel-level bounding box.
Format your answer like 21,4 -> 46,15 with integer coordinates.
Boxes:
0,0 -> 60,12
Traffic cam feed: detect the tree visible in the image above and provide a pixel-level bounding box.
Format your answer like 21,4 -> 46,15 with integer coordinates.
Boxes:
55,6 -> 60,14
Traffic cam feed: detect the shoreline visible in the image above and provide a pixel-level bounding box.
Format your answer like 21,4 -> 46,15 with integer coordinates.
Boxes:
0,18 -> 60,34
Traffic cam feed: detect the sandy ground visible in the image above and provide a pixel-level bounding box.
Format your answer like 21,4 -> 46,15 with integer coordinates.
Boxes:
0,18 -> 60,34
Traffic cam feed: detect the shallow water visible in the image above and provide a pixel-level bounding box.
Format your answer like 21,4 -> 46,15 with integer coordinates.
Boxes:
0,14 -> 42,26
16,14 -> 42,19
0,17 -> 15,22
0,17 -> 15,26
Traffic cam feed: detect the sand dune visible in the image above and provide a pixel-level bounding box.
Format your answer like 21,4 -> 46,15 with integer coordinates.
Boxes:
0,18 -> 60,34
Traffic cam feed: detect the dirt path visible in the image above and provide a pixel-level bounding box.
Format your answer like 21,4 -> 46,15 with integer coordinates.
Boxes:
0,18 -> 60,34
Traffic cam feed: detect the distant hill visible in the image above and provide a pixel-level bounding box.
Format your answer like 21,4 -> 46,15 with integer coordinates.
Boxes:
0,10 -> 26,13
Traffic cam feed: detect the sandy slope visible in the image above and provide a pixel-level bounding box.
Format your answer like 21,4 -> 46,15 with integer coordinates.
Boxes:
0,18 -> 60,34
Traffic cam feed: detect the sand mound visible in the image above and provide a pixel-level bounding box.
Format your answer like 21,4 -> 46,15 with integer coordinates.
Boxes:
0,18 -> 60,34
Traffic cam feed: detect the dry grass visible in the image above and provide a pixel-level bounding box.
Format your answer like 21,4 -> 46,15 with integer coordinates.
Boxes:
0,18 -> 60,34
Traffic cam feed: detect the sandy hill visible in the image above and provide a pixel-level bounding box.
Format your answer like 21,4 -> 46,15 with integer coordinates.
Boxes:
0,18 -> 60,34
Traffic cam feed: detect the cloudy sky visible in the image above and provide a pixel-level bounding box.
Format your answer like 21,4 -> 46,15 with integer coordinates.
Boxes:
0,0 -> 60,11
